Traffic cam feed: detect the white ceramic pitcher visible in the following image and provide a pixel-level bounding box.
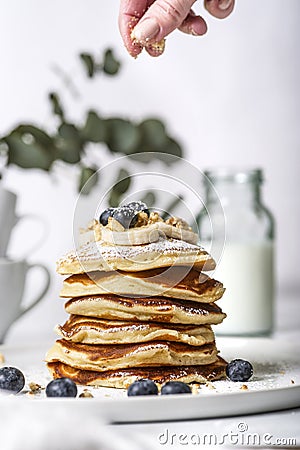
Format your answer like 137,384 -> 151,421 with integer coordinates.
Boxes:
0,258 -> 50,343
0,186 -> 47,257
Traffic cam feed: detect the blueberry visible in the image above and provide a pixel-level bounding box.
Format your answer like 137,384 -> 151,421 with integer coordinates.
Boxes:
226,359 -> 253,382
161,381 -> 192,395
0,367 -> 25,393
46,377 -> 77,397
127,379 -> 158,396
112,206 -> 138,229
99,207 -> 115,226
126,201 -> 150,217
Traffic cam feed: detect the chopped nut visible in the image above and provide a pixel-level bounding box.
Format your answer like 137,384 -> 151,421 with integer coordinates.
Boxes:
26,391 -> 36,397
205,382 -> 216,390
240,384 -> 248,391
29,382 -> 43,393
146,39 -> 166,54
79,389 -> 94,398
166,216 -> 192,231
134,211 -> 149,227
0,353 -> 5,364
148,212 -> 163,225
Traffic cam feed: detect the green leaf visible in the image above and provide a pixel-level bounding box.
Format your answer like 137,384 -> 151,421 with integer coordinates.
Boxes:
55,123 -> 83,164
113,168 -> 131,194
81,110 -> 107,143
103,49 -> 121,76
79,53 -> 95,78
108,190 -> 122,207
129,152 -> 155,164
131,119 -> 182,163
141,191 -> 156,207
138,119 -> 167,150
58,123 -> 79,140
49,92 -> 64,120
79,167 -> 98,194
5,125 -> 56,170
106,118 -> 140,154
17,125 -> 54,147
158,137 -> 183,162
109,168 -> 131,208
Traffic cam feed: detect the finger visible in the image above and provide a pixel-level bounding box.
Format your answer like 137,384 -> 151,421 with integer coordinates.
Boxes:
118,0 -> 150,57
132,0 -> 197,44
178,10 -> 207,36
145,39 -> 166,57
204,0 -> 235,19
145,9 -> 206,57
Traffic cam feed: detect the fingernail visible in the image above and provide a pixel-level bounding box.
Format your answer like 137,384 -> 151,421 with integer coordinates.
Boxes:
132,18 -> 160,43
146,39 -> 165,56
190,19 -> 208,36
218,0 -> 232,10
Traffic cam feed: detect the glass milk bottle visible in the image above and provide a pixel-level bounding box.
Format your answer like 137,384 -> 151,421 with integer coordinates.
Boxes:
198,169 -> 275,336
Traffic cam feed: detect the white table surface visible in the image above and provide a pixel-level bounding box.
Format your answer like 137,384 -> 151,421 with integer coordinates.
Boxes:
111,289 -> 300,449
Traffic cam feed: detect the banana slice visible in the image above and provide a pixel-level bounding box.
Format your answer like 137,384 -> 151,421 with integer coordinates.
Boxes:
80,219 -> 198,246
100,221 -> 198,245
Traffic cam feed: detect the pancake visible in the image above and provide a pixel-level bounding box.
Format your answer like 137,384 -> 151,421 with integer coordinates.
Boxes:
65,296 -> 226,325
56,238 -> 215,275
45,339 -> 218,372
60,267 -> 225,303
56,315 -> 215,346
47,357 -> 227,388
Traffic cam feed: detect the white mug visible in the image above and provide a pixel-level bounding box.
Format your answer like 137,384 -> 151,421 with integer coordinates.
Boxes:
0,258 -> 50,343
0,186 -> 47,257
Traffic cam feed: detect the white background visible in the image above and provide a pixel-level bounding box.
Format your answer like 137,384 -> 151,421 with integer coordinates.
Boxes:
0,0 -> 299,342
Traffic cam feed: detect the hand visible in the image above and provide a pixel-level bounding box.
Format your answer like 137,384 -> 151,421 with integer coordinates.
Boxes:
118,0 -> 235,57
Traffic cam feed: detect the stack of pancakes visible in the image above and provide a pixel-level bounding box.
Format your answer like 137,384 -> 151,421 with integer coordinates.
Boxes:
46,230 -> 227,388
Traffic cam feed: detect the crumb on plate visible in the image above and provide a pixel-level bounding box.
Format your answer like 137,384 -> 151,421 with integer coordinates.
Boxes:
205,382 -> 216,390
79,389 -> 94,398
191,384 -> 200,394
29,382 -> 44,393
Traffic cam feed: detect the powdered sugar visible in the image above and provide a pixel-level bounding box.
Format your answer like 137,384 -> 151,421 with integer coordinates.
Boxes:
58,238 -> 207,265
